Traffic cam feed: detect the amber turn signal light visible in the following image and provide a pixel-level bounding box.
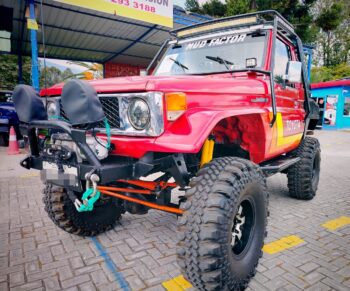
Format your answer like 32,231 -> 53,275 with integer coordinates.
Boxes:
165,92 -> 187,121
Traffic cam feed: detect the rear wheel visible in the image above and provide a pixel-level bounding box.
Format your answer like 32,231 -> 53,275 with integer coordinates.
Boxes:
177,157 -> 269,290
287,137 -> 321,200
43,183 -> 122,236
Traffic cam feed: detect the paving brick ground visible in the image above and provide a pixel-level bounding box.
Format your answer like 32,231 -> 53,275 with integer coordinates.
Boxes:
0,130 -> 349,291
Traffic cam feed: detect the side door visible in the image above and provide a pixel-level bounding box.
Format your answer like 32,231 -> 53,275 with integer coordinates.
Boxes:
272,37 -> 304,152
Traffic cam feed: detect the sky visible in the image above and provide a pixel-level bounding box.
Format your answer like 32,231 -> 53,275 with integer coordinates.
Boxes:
174,0 -> 186,7
174,0 -> 209,6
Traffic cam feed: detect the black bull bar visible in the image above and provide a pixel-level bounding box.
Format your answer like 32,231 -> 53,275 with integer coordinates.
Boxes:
20,120 -> 154,190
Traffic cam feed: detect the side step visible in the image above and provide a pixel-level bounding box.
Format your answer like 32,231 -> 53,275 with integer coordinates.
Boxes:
260,157 -> 300,176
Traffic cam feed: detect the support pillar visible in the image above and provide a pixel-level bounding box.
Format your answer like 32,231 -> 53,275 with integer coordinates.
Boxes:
29,0 -> 39,91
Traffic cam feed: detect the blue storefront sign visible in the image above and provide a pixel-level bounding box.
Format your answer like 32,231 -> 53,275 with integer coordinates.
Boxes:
311,79 -> 350,130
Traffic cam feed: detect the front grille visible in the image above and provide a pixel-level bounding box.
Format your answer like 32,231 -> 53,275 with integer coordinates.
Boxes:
59,96 -> 120,128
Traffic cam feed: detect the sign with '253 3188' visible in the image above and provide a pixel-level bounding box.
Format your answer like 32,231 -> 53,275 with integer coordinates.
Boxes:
54,0 -> 173,27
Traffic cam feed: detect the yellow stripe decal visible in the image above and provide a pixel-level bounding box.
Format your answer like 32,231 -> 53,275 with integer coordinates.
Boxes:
322,216 -> 350,231
162,275 -> 192,291
262,235 -> 304,255
276,113 -> 303,146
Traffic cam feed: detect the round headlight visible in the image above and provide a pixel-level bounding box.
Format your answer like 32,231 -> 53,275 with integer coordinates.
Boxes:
47,101 -> 57,118
127,98 -> 150,130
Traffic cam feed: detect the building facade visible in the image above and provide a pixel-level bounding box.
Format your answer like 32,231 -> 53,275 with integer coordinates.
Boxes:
311,79 -> 350,130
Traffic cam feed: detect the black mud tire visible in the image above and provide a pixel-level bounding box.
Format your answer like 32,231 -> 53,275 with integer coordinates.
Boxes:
177,157 -> 269,291
43,183 -> 122,236
287,137 -> 321,200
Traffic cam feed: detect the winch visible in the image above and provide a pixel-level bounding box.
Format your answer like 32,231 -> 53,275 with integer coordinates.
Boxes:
47,132 -> 109,162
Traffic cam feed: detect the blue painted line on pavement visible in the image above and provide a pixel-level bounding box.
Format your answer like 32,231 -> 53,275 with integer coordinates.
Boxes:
91,237 -> 130,291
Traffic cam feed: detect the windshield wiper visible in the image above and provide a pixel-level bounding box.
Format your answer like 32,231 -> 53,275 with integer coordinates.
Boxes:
206,56 -> 233,71
169,57 -> 188,72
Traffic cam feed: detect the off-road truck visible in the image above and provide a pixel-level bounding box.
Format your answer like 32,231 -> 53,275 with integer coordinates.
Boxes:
13,10 -> 320,290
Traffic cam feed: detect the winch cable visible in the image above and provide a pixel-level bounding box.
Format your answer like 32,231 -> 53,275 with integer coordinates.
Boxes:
104,118 -> 111,149
92,118 -> 111,150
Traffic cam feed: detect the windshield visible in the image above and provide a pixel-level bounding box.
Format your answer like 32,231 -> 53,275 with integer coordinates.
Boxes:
154,32 -> 267,76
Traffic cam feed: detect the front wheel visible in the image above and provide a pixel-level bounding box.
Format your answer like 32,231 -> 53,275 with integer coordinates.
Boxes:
177,157 -> 269,290
287,137 -> 321,200
43,183 -> 122,236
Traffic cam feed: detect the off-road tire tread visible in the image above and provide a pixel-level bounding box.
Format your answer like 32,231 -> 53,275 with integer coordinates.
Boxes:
287,137 -> 321,200
177,157 -> 269,291
43,183 -> 121,236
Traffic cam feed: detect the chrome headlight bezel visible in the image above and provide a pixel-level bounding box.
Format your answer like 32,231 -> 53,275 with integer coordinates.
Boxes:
51,92 -> 164,137
108,92 -> 164,137
127,98 -> 151,130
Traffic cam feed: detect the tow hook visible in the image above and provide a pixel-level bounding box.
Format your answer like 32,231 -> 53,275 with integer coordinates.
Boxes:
73,173 -> 101,212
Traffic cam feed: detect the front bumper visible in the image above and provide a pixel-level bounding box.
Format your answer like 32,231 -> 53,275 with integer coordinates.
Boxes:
20,119 -> 188,191
22,154 -> 153,191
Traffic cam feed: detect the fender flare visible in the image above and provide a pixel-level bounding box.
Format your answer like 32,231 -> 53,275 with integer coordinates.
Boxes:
154,107 -> 268,154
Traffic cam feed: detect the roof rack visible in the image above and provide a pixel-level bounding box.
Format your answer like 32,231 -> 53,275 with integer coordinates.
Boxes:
171,10 -> 296,39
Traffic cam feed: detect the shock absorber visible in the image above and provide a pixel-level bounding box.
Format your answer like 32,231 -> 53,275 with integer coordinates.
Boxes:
200,135 -> 215,167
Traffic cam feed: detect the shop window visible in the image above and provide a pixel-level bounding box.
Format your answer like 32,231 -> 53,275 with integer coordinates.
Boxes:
344,97 -> 350,117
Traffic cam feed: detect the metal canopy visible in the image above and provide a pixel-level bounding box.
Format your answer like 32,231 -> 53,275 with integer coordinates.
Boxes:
1,0 -> 211,66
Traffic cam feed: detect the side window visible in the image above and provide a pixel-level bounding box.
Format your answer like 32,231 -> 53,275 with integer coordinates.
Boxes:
344,97 -> 350,117
274,39 -> 291,84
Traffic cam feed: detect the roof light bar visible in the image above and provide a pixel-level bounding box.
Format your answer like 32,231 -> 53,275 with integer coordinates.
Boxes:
176,16 -> 257,37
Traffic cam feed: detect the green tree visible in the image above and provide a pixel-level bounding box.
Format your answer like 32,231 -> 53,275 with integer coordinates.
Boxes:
315,2 -> 344,66
185,0 -> 201,13
311,63 -> 350,83
202,0 -> 226,17
0,55 -> 31,90
40,66 -> 62,88
202,0 -> 317,43
255,0 -> 317,43
226,0 -> 250,16
40,67 -> 74,88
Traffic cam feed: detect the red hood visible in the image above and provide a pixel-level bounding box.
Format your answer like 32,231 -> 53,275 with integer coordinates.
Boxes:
40,74 -> 269,96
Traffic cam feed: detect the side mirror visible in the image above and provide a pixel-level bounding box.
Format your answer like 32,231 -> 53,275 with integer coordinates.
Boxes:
284,61 -> 302,84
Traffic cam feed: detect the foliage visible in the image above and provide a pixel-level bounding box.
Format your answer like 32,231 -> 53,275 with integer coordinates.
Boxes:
202,0 -> 226,17
40,61 -> 102,88
0,55 -> 31,91
226,0 -> 250,16
314,0 -> 349,67
187,0 -> 318,44
315,3 -> 343,32
40,66 -> 74,88
185,0 -> 201,13
311,63 -> 350,83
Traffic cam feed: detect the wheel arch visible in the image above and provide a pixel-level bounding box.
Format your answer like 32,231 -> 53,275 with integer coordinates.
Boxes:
209,113 -> 269,162
132,108 -> 271,162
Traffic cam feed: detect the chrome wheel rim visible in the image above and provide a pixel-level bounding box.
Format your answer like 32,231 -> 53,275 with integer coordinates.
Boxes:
231,199 -> 254,255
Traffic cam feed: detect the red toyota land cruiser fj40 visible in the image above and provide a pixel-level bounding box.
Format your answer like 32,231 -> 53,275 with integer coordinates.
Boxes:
13,11 -> 320,290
